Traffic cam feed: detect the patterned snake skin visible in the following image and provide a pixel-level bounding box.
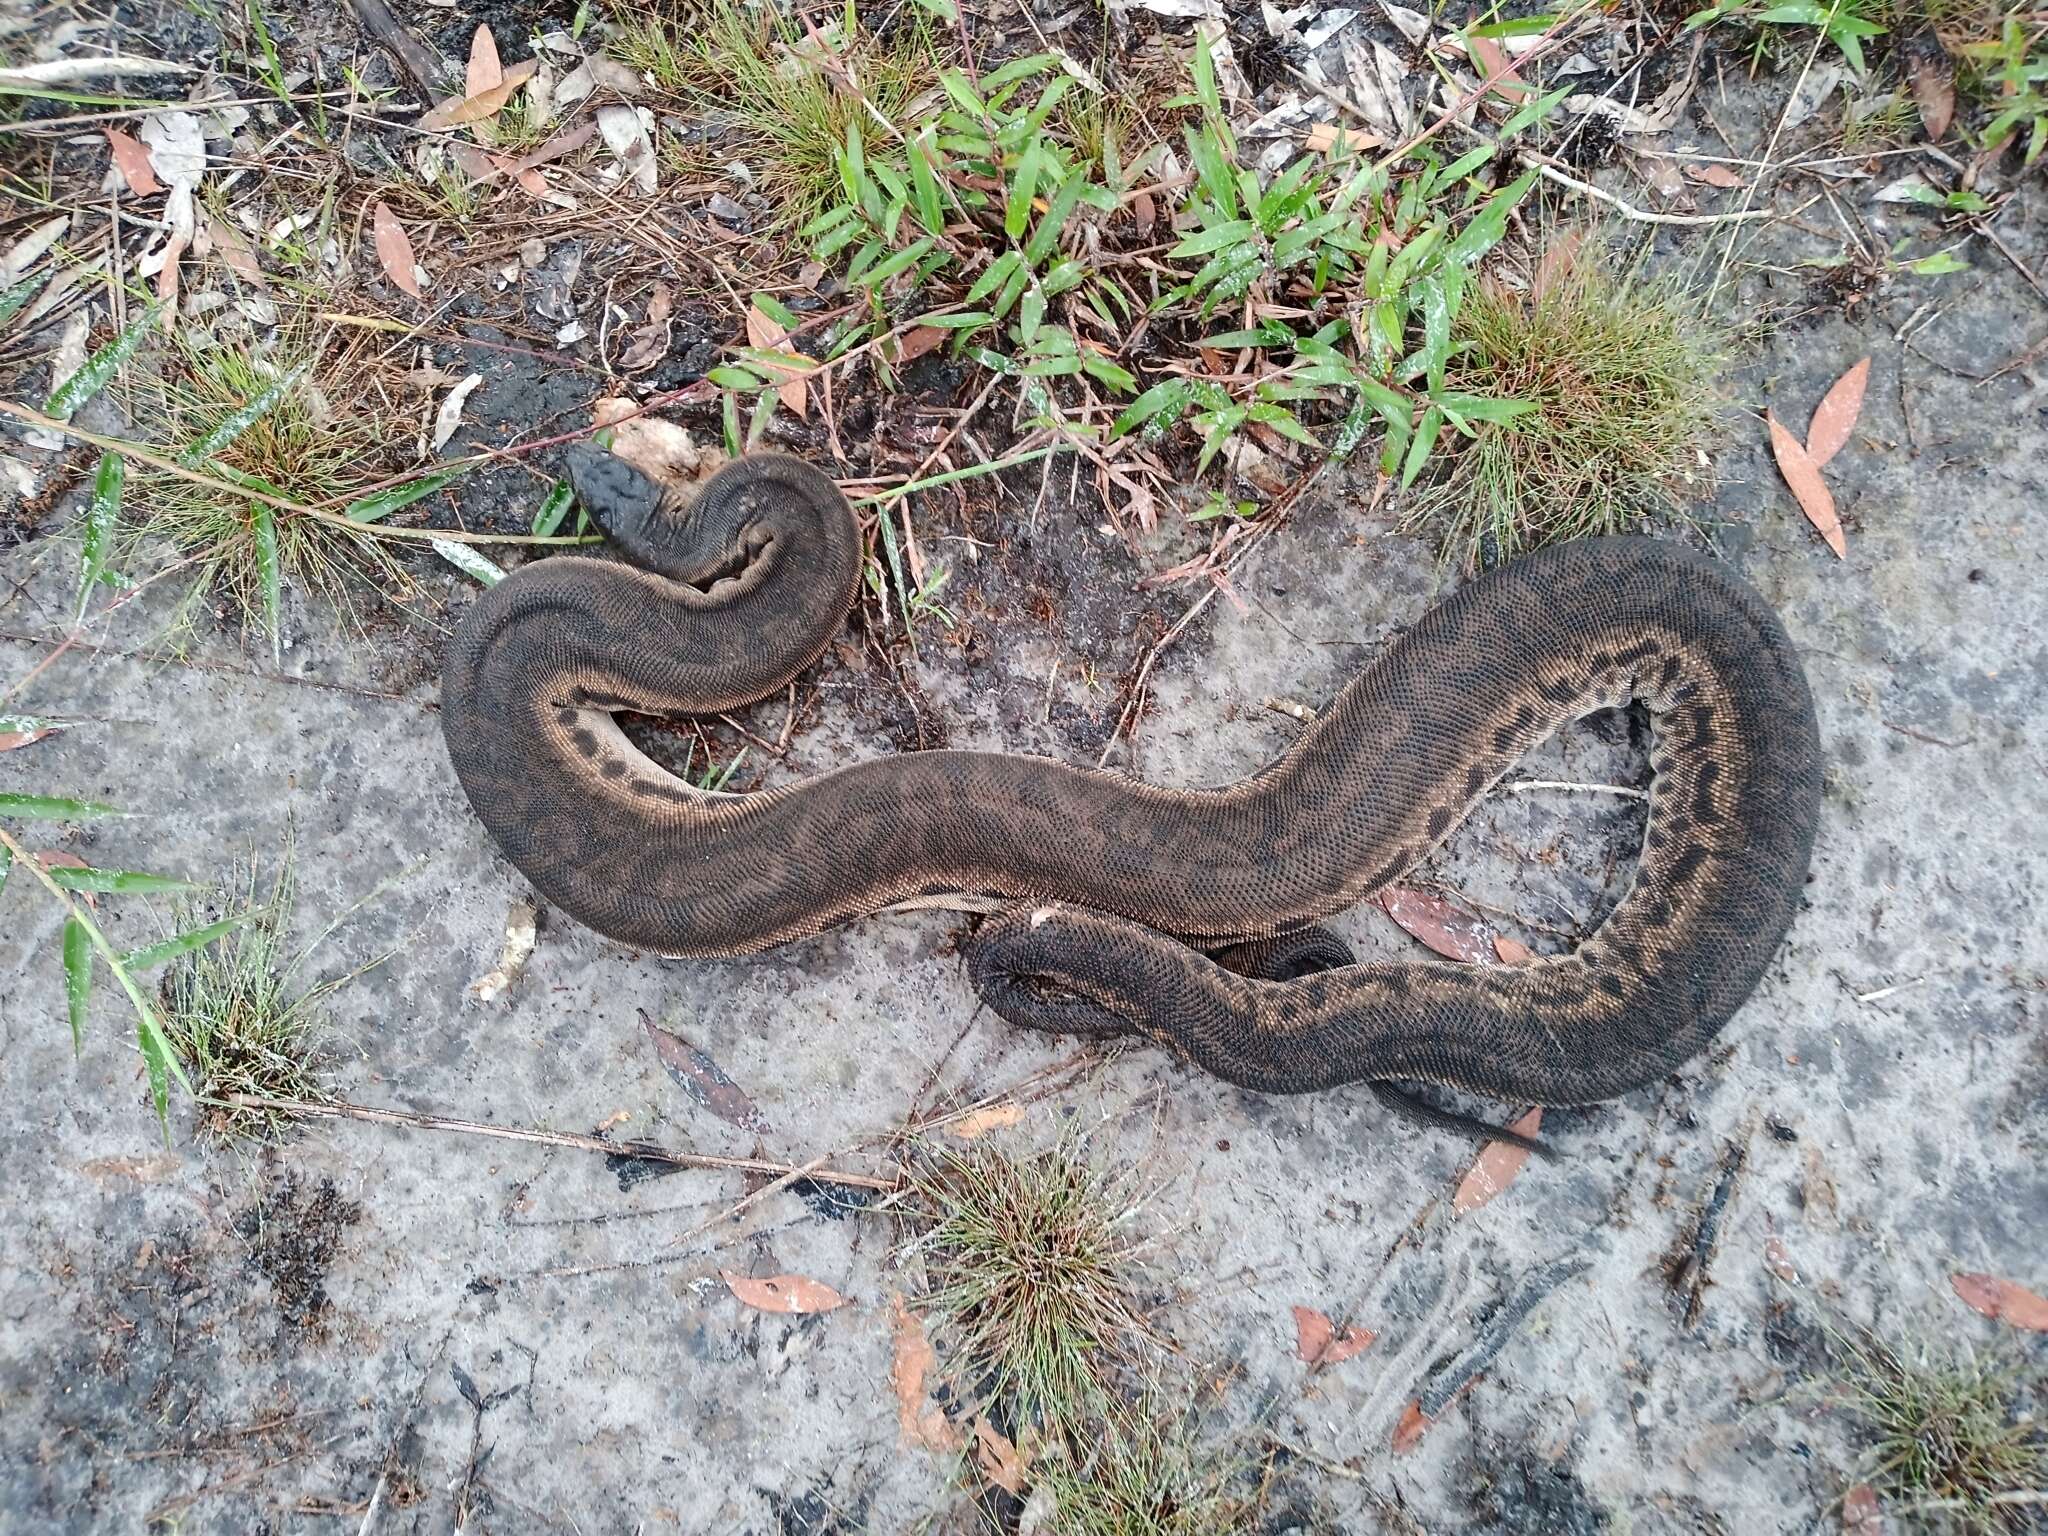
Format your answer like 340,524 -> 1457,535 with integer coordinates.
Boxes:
441,448 -> 1821,1114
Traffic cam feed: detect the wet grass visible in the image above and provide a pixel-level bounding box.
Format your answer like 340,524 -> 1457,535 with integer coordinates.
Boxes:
1832,1328 -> 2046,1533
159,854 -> 336,1142
905,1131 -> 1154,1438
130,318 -> 408,650
1404,237 -> 1727,568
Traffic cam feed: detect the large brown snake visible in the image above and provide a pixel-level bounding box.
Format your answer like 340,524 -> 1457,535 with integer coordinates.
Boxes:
441,448 -> 1821,1136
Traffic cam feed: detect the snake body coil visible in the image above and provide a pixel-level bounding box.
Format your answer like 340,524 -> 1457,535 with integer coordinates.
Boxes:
442,450 -> 1821,1110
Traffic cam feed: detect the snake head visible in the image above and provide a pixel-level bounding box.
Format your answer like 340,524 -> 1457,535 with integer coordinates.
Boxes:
565,441 -> 668,557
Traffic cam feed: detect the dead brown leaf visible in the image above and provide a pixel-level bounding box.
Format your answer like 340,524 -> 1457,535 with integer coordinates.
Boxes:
947,1103 -> 1024,1140
1805,357 -> 1870,469
642,1013 -> 763,1130
745,304 -> 810,417
1305,121 -> 1383,154
509,122 -> 596,174
1910,52 -> 1955,141
1392,1399 -> 1432,1455
1531,230 -> 1583,304
1378,887 -> 1494,964
0,727 -> 56,753
721,1270 -> 847,1315
1468,35 -> 1532,99
1842,1484 -> 1883,1533
1950,1272 -> 2048,1331
105,128 -> 162,195
205,217 -> 265,287
1492,934 -> 1535,965
419,58 -> 538,132
36,850 -> 94,909
1685,163 -> 1745,189
467,23 -> 503,97
1292,1305 -> 1376,1366
1766,410 -> 1844,558
81,1153 -> 181,1182
894,325 -> 948,365
890,1295 -> 962,1451
447,142 -> 501,184
370,201 -> 421,299
971,1418 -> 1025,1494
1763,1235 -> 1798,1282
1452,1107 -> 1542,1214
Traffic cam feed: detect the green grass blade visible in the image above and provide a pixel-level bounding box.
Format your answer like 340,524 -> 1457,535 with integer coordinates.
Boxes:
47,866 -> 197,895
176,365 -> 306,467
63,917 -> 92,1052
0,274 -> 44,329
44,303 -> 159,419
530,479 -> 574,536
251,503 -> 282,664
76,451 -> 124,625
0,793 -> 131,820
138,1007 -> 174,1129
117,912 -> 257,972
0,841 -> 10,900
345,466 -> 464,523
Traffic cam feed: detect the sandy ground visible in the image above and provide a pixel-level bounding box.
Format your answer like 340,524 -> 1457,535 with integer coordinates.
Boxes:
4,11 -> 2047,1535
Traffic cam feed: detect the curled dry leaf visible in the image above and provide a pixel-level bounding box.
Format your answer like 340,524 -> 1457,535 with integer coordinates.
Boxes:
721,1270 -> 847,1315
1950,1272 -> 2048,1332
890,1294 -> 962,1451
947,1103 -> 1024,1140
1805,357 -> 1870,469
420,58 -> 538,132
1909,51 -> 1955,141
972,1418 -> 1025,1494
431,372 -> 483,450
1293,1305 -> 1376,1365
1453,1107 -> 1543,1215
105,128 -> 162,195
1379,887 -> 1494,964
467,901 -> 536,1002
370,201 -> 422,298
1766,411 -> 1844,559
1685,163 -> 1744,190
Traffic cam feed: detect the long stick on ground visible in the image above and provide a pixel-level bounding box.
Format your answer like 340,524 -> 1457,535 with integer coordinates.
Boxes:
218,1092 -> 901,1193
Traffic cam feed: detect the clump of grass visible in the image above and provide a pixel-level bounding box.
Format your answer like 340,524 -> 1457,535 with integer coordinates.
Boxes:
159,855 -> 337,1142
1405,239 -> 1727,568
906,1132 -> 1154,1435
1832,1329 -> 2046,1533
613,0 -> 935,227
133,320 -> 408,649
1029,1401 -> 1255,1536
1843,88 -> 1921,150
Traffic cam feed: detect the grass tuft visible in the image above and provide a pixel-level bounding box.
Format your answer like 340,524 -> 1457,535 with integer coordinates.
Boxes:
906,1131 -> 1153,1436
132,320 -> 408,648
159,854 -> 333,1142
1404,237 -> 1727,569
613,0 -> 936,228
1029,1400 -> 1255,1536
1832,1328 -> 2046,1533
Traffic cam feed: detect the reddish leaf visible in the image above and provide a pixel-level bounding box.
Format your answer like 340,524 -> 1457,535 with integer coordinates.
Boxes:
1468,35 -> 1532,99
895,325 -> 948,364
972,1418 -> 1025,1493
153,233 -> 184,329
105,128 -> 162,195
419,58 -> 538,131
205,218 -> 265,287
721,1270 -> 846,1314
467,24 -> 503,97
1453,1108 -> 1542,1214
1531,230 -> 1582,303
1293,1305 -> 1376,1366
1492,934 -> 1535,965
745,304 -> 810,417
510,122 -> 597,174
1910,52 -> 1955,141
1685,163 -> 1745,189
1763,1235 -> 1798,1282
0,728 -> 56,753
1379,887 -> 1493,964
890,1294 -> 961,1451
1767,411 -> 1845,558
1806,357 -> 1870,468
35,850 -> 95,909
1951,1272 -> 2048,1331
642,1014 -> 763,1130
370,201 -> 422,299
1392,1399 -> 1432,1454
1842,1484 -> 1883,1532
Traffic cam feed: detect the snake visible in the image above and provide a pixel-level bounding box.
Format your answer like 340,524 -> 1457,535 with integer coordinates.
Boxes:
440,447 -> 1821,1138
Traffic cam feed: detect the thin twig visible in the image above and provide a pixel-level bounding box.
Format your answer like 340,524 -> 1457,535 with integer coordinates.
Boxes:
214,1092 -> 900,1192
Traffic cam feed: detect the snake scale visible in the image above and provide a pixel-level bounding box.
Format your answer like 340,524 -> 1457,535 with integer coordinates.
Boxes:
442,448 -> 1821,1123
